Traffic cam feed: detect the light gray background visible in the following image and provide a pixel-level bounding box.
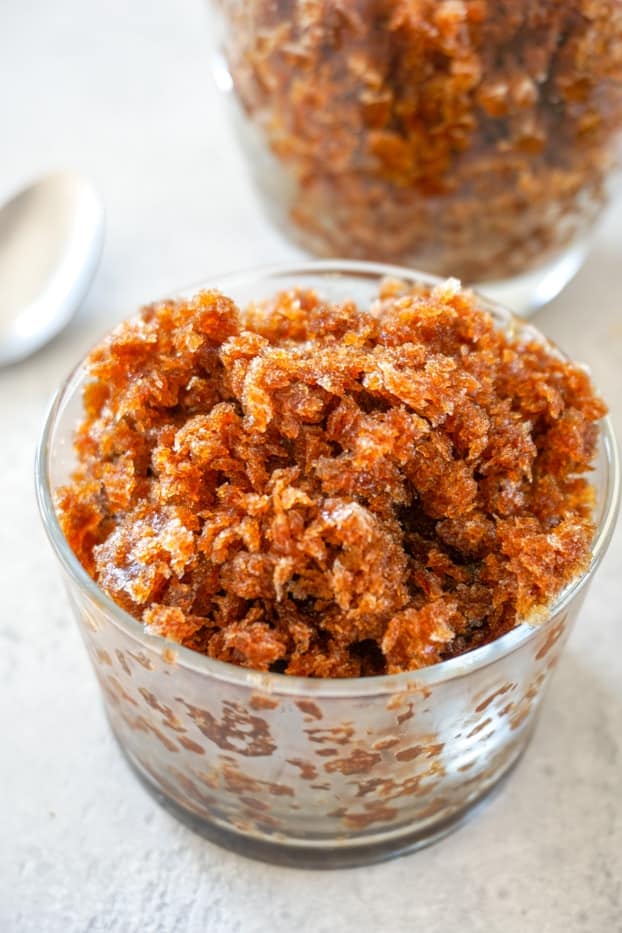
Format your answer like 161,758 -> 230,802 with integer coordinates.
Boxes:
1,2 -> 621,931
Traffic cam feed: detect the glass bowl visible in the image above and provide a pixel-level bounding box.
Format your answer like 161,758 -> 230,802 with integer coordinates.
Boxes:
36,261 -> 620,868
207,1 -> 622,314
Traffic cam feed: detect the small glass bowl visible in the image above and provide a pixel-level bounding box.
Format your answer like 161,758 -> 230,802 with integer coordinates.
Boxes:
36,261 -> 620,868
206,2 -> 622,315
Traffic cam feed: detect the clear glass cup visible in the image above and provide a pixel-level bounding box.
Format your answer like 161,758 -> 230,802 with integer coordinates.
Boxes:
207,1 -> 622,314
36,261 -> 620,868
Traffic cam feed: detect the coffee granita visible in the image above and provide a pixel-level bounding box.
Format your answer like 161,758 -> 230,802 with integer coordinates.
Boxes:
219,0 -> 622,280
57,279 -> 605,676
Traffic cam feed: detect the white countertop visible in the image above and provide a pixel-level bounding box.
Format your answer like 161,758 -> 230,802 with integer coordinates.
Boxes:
2,2 -> 621,931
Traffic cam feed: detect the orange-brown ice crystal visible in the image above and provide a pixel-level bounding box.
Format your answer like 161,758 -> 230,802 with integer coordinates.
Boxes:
56,281 -> 605,676
220,0 -> 622,280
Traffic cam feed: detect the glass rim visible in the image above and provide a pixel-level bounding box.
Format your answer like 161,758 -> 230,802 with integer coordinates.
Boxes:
35,259 -> 621,698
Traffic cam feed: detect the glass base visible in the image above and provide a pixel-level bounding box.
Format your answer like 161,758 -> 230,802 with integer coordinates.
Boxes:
110,719 -> 533,869
475,240 -> 589,317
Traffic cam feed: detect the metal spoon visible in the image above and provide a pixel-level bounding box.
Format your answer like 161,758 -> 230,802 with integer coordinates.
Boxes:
0,172 -> 104,367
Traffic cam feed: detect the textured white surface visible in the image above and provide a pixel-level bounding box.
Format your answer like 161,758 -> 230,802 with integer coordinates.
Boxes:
1,2 -> 621,931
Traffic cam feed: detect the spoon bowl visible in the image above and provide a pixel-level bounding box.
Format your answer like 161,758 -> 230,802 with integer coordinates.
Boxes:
0,172 -> 104,367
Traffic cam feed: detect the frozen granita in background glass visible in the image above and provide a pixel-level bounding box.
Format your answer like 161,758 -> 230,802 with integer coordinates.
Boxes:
37,263 -> 620,867
207,1 -> 622,313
